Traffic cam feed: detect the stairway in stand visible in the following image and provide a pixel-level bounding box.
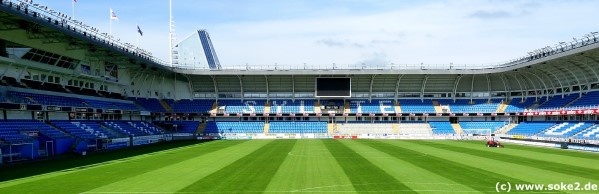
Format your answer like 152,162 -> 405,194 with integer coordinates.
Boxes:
196,122 -> 207,134
209,101 -> 218,113
496,123 -> 518,134
314,101 -> 321,113
263,123 -> 270,134
451,123 -> 464,134
327,123 -> 336,135
432,101 -> 443,113
264,101 -> 271,114
159,99 -> 173,112
344,101 -> 350,114
394,101 -> 402,113
496,99 -> 510,113
392,123 -> 400,134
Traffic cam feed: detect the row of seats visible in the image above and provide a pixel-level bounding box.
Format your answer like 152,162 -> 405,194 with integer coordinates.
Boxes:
459,122 -> 507,133
504,98 -> 537,112
507,122 -> 599,139
169,121 -> 200,133
270,100 -> 315,114
429,122 -> 455,134
538,94 -> 579,109
543,122 -> 592,137
565,91 -> 599,110
269,121 -> 327,134
171,99 -> 214,113
76,93 -> 599,114
102,121 -> 162,137
9,91 -> 140,110
204,121 -> 264,134
349,100 -> 395,114
221,100 -> 266,114
399,99 -> 436,113
131,98 -> 166,112
52,121 -> 116,140
438,99 -> 501,113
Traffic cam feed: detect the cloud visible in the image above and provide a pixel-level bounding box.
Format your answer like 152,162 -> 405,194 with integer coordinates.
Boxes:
316,38 -> 365,48
468,10 -> 517,19
356,52 -> 390,66
41,0 -> 599,66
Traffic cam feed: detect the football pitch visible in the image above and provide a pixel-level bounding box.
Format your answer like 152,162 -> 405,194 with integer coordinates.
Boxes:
1,139 -> 598,193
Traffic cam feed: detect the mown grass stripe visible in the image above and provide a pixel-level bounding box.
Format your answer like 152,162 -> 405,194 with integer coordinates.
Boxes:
178,139 -> 297,193
322,140 -> 416,193
0,140 -> 244,194
264,139 -> 356,192
86,140 -> 270,193
415,140 -> 599,180
360,140 -> 537,194
339,139 -> 477,193
0,140 -> 208,183
433,140 -> 599,170
460,140 -> 599,160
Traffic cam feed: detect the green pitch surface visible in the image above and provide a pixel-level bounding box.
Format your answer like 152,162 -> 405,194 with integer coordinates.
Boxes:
1,140 -> 598,193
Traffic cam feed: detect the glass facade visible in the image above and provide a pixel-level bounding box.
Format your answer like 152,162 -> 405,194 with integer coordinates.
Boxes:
174,30 -> 221,70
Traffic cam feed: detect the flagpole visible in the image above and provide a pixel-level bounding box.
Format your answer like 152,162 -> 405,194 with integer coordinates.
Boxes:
136,24 -> 140,47
72,0 -> 75,20
109,9 -> 112,36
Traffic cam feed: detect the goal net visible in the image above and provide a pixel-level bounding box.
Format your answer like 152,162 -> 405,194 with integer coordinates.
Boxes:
462,129 -> 492,139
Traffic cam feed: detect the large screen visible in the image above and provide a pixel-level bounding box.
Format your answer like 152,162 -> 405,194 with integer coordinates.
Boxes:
316,78 -> 351,97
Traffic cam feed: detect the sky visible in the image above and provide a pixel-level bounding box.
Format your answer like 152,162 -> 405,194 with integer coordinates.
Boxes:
29,0 -> 599,67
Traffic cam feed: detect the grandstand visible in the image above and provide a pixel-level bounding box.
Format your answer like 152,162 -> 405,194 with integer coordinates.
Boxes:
0,0 -> 598,165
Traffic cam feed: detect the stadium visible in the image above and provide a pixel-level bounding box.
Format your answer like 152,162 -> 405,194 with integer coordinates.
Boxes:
1,0 -> 599,193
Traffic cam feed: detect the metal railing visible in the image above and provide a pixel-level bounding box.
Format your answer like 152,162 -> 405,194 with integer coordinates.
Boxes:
0,0 -> 168,66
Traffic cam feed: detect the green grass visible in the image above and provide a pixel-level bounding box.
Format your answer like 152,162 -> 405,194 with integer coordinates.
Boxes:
0,140 -> 598,193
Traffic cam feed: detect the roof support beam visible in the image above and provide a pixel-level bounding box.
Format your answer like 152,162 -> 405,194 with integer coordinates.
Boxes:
148,74 -> 156,96
237,75 -> 244,101
183,74 -> 194,99
421,75 -> 429,101
486,74 -> 491,102
17,66 -> 28,83
0,62 -> 13,81
523,71 -> 549,100
369,75 -> 376,102
553,64 -> 582,96
497,74 -> 509,100
452,74 -> 463,102
532,69 -> 556,97
173,73 -> 178,100
567,62 -> 590,90
518,73 -> 539,101
394,74 -> 404,102
570,59 -> 597,90
470,74 -> 475,102
583,56 -> 599,82
129,69 -> 146,97
160,74 -> 166,97
138,74 -> 150,98
265,75 -> 269,102
210,75 -> 218,102
292,75 -> 295,102
507,73 -> 526,100
537,68 -> 563,98
41,71 -> 53,86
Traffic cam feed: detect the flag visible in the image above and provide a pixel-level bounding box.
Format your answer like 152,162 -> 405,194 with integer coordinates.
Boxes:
137,25 -> 143,36
110,8 -> 119,20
